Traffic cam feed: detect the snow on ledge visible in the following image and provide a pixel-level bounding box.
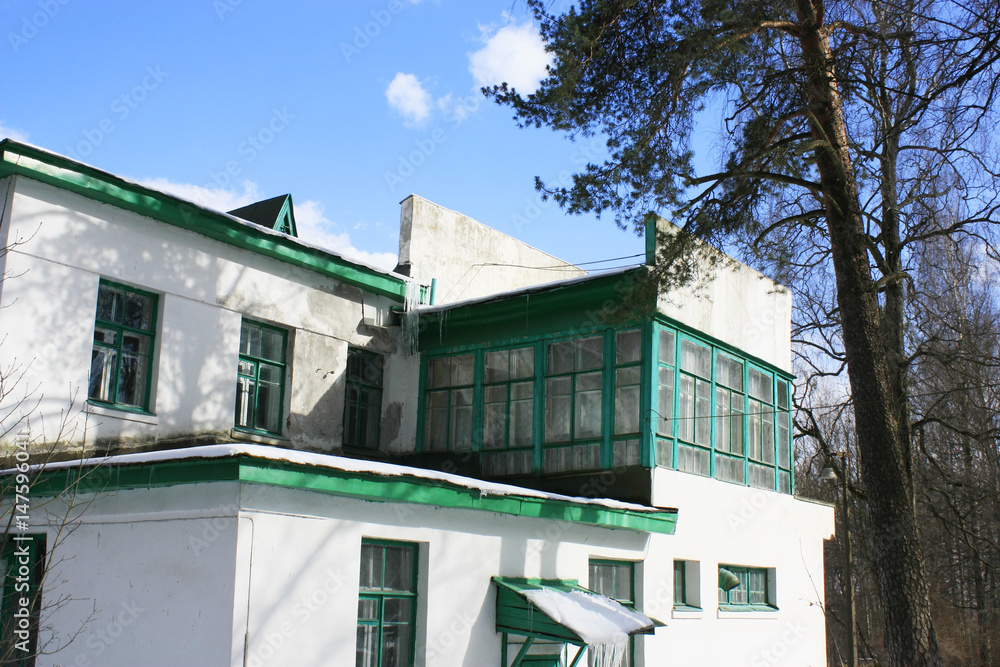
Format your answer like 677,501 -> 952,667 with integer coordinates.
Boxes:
15,444 -> 662,514
524,588 -> 656,645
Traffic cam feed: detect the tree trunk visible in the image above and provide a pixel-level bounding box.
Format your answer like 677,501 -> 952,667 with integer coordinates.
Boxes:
794,2 -> 942,665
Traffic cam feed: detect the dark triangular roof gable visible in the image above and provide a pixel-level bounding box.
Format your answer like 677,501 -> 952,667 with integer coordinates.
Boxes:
228,194 -> 297,237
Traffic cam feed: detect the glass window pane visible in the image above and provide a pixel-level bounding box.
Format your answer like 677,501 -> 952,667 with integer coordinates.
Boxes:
716,387 -> 731,452
483,402 -> 507,449
678,374 -> 694,442
380,623 -> 411,667
616,329 -> 642,364
117,352 -> 149,407
358,597 -> 379,621
484,350 -> 509,383
575,372 -> 603,439
510,385 -> 534,448
451,354 -> 474,386
89,347 -> 117,402
124,292 -> 154,331
778,411 -> 791,468
382,546 -> 413,591
615,384 -> 640,435
96,285 -> 121,323
762,409 -> 775,463
383,597 -> 412,623
657,367 -> 674,436
577,336 -> 604,370
450,388 -> 473,450
695,379 -> 711,446
235,377 -> 254,427
242,323 -> 261,358
680,339 -> 710,378
427,358 -> 449,389
777,380 -> 789,410
424,391 -> 448,451
259,328 -> 285,363
255,382 -> 282,433
359,544 -> 381,589
510,346 -> 534,379
716,354 -> 743,391
548,340 -> 574,374
659,329 -> 675,366
545,377 -> 572,443
356,625 -> 378,667
749,368 -> 772,402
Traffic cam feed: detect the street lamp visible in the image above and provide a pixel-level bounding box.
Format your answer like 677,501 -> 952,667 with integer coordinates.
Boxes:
822,452 -> 858,667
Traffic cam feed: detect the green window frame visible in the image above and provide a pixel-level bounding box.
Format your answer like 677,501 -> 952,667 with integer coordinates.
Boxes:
235,319 -> 287,436
718,565 -> 775,610
357,540 -> 418,667
423,354 -> 475,452
0,534 -> 46,667
589,559 -> 636,666
543,336 -> 604,473
652,322 -> 794,494
481,346 -> 535,476
344,348 -> 384,449
673,560 -> 686,606
88,280 -> 158,412
612,329 -> 643,468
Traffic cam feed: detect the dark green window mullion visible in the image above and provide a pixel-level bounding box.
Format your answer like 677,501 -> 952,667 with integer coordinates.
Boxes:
671,329 -> 681,469
472,348 -> 484,453
600,330 -> 615,469
532,340 -> 546,474
415,356 -> 428,453
641,323 -> 655,468
708,346 -> 718,479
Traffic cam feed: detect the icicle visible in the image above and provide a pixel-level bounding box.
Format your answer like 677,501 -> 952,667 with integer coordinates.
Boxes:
401,280 -> 421,356
587,638 -> 629,667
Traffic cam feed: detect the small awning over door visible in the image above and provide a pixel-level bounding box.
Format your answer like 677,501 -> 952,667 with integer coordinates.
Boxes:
494,577 -> 664,666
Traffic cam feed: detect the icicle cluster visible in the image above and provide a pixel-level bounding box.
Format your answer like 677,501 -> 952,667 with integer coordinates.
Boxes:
401,280 -> 421,356
587,639 -> 629,667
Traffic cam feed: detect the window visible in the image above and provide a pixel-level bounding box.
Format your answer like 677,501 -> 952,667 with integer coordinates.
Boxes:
423,354 -> 474,452
673,560 -> 701,609
544,336 -> 604,473
1,534 -> 46,666
612,330 -> 642,467
747,368 -> 776,489
357,540 -> 417,667
714,354 -> 745,483
655,329 -> 675,468
344,348 -> 384,449
88,280 -> 158,411
589,559 -> 635,667
482,346 -> 534,476
776,381 -> 793,493
718,565 -> 774,609
235,319 -> 287,435
676,338 -> 711,475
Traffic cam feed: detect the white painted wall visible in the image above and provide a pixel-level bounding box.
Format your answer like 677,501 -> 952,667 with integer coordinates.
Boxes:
25,472 -> 832,667
398,195 -> 587,305
652,218 -> 793,373
0,176 -> 415,452
647,467 -> 835,666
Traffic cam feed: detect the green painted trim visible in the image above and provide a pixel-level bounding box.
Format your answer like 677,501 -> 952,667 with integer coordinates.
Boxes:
418,269 -> 651,351
17,454 -> 677,534
0,140 -> 414,302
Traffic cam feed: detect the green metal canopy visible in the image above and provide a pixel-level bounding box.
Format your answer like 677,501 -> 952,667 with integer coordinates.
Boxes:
494,577 -> 663,667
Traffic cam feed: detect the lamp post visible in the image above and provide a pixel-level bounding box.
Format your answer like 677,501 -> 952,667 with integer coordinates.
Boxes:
821,452 -> 857,667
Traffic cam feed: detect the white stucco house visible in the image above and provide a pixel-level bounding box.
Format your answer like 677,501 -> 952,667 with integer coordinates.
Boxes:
0,138 -> 833,667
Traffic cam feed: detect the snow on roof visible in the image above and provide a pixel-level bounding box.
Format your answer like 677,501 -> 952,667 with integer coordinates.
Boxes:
1,139 -> 409,282
413,264 -> 643,315
23,443 -> 661,514
524,588 -> 657,645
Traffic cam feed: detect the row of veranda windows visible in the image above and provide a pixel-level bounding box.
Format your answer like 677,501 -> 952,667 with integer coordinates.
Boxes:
421,325 -> 793,492
87,279 -> 384,445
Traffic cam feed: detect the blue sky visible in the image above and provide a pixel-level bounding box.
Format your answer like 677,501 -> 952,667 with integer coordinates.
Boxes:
2,0 -> 656,272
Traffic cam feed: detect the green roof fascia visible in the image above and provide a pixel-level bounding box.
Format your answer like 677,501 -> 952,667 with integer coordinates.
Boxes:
654,313 -> 795,381
0,140 -> 410,302
276,195 -> 297,237
418,268 -> 654,352
13,455 -> 677,535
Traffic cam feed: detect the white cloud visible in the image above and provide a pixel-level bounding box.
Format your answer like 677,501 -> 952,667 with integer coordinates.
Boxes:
136,177 -> 398,271
293,199 -> 398,270
385,73 -> 432,126
469,21 -> 552,94
0,121 -> 30,143
138,177 -> 262,212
